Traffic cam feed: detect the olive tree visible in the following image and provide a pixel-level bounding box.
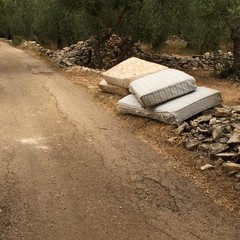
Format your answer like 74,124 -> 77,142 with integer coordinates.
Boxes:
198,0 -> 240,71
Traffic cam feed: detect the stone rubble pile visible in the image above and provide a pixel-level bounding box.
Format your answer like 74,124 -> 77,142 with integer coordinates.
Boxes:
0,38 -> 13,44
53,39 -> 95,68
21,36 -> 141,69
176,106 -> 240,163
139,51 -> 234,71
20,37 -> 234,71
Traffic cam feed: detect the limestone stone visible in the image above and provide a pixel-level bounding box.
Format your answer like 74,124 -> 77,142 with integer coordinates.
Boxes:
223,162 -> 240,172
227,128 -> 240,144
214,107 -> 231,117
200,164 -> 214,171
21,37 -> 235,72
215,152 -> 239,161
209,143 -> 229,155
212,126 -> 223,141
176,105 -> 239,160
184,138 -> 201,151
194,115 -> 212,123
209,118 -> 217,125
176,122 -> 189,135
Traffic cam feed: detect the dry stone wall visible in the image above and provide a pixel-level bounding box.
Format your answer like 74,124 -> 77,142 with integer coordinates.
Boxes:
21,38 -> 234,71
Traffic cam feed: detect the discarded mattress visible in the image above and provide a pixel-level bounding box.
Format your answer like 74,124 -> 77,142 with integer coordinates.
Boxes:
99,80 -> 129,96
102,57 -> 168,88
117,87 -> 222,125
129,69 -> 197,107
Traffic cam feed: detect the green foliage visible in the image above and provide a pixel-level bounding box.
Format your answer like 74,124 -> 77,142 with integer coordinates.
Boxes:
197,0 -> 240,71
12,35 -> 24,45
0,0 -> 239,74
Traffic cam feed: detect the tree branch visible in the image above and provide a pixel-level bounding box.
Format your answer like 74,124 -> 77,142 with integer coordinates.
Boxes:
114,5 -> 129,31
90,2 -> 106,27
223,16 -> 234,31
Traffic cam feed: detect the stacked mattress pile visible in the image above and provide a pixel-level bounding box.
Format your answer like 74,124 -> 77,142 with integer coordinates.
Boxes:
100,57 -> 222,125
99,57 -> 168,96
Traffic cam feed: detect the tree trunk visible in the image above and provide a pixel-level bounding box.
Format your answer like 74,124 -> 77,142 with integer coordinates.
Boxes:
115,37 -> 134,66
56,24 -> 63,49
93,38 -> 103,69
231,29 -> 240,71
7,28 -> 12,40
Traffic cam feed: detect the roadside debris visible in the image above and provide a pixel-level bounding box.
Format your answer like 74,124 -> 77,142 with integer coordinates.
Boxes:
100,57 -> 239,170
177,106 -> 240,162
98,57 -> 222,124
223,162 -> 240,173
200,164 -> 214,171
117,87 -> 222,125
102,57 -> 168,88
99,80 -> 129,96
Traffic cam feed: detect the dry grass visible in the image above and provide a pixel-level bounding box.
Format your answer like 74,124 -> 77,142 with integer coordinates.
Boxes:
162,39 -> 197,56
141,39 -> 197,56
186,69 -> 240,105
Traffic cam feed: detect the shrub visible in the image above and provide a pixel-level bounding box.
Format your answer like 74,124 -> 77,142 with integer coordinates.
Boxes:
12,35 -> 24,46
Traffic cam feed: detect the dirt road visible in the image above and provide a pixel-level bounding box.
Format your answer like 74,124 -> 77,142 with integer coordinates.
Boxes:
0,41 -> 239,240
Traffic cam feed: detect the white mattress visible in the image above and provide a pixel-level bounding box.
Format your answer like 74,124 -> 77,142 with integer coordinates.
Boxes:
117,87 -> 222,124
129,69 -> 197,107
102,57 -> 168,88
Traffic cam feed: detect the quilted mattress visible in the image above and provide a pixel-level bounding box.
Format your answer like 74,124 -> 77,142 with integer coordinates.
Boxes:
129,69 -> 197,107
102,57 -> 168,88
117,87 -> 222,125
99,80 -> 129,96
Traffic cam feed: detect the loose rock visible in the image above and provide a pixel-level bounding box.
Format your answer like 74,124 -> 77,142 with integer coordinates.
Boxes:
176,105 -> 240,162
200,164 -> 214,171
184,138 -> 201,150
227,128 -> 240,144
223,162 -> 240,173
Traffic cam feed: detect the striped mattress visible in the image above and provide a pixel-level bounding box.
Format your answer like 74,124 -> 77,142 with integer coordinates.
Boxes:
129,69 -> 197,107
117,87 -> 222,125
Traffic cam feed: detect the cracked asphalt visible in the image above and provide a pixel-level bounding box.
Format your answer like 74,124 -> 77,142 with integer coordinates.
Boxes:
0,41 -> 240,240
